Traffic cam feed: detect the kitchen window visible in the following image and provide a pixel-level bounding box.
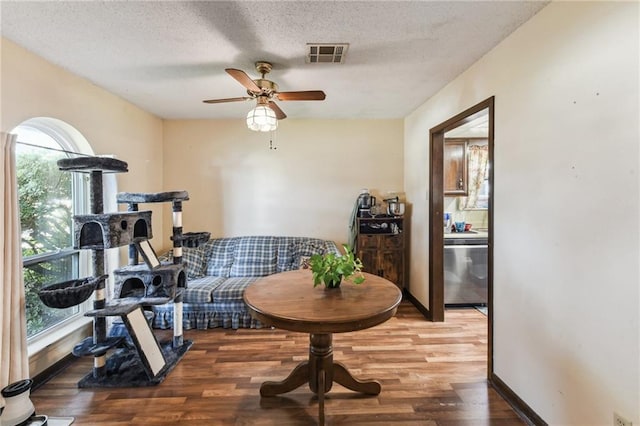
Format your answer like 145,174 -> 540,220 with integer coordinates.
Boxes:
460,143 -> 489,210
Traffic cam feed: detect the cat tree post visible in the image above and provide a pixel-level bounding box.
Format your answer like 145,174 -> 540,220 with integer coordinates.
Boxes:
171,199 -> 184,348
127,202 -> 140,266
115,191 -> 209,350
89,170 -> 107,378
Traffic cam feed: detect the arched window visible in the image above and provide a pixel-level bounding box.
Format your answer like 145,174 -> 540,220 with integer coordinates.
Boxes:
13,118 -> 93,340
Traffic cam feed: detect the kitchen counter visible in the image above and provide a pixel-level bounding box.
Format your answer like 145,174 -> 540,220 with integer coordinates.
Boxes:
444,230 -> 488,240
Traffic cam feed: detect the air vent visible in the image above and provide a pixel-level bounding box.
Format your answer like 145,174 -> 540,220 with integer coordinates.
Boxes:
306,43 -> 349,64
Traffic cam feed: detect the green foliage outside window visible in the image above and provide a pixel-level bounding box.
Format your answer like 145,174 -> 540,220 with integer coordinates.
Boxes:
18,150 -> 72,252
17,147 -> 79,338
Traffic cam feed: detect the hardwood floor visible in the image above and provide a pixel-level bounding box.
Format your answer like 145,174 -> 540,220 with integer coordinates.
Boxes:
31,302 -> 525,425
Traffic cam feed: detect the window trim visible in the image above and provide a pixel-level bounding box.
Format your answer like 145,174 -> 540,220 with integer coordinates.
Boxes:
14,118 -> 121,375
13,118 -> 95,348
22,248 -> 81,267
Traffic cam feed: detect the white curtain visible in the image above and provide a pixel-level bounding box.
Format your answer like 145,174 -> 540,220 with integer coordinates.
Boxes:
460,144 -> 489,210
0,131 -> 29,388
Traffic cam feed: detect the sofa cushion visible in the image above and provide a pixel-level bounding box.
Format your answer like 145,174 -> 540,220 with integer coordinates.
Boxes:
278,238 -> 336,272
276,237 -> 305,272
183,275 -> 227,303
182,246 -> 207,279
203,238 -> 236,277
292,239 -> 332,269
211,276 -> 260,302
229,236 -> 277,277
163,246 -> 207,279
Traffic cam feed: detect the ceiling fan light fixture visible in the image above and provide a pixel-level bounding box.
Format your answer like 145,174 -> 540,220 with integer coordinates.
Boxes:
204,62 -> 323,128
246,105 -> 278,132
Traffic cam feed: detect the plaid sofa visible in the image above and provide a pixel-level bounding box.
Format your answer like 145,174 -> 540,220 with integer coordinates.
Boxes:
152,236 -> 340,330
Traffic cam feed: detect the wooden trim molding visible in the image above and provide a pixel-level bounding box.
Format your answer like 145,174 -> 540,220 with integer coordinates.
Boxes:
428,96 -> 495,380
486,96 -> 495,377
31,353 -> 77,391
428,96 -> 494,322
490,373 -> 547,426
28,319 -> 92,379
404,290 -> 431,320
428,130 -> 445,322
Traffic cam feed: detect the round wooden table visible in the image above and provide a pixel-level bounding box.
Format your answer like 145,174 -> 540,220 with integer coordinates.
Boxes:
244,269 -> 402,425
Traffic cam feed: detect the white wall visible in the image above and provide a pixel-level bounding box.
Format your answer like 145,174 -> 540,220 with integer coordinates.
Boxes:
405,2 -> 639,425
162,118 -> 404,247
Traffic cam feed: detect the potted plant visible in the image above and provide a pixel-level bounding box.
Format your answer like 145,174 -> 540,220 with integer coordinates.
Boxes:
309,244 -> 365,288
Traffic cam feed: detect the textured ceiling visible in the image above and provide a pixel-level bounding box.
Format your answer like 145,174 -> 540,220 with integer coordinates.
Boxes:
0,1 -> 547,120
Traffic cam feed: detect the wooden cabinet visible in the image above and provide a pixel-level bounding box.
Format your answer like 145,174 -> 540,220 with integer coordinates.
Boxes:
356,217 -> 405,290
444,139 -> 467,195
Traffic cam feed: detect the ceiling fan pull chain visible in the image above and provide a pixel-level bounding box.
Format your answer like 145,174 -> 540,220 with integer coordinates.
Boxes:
269,131 -> 277,150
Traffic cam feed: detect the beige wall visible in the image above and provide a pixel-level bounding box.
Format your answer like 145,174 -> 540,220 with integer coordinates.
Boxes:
1,38 -> 165,247
405,2 -> 639,425
5,3 -> 638,422
1,39 -> 164,197
1,38 -> 165,376
162,118 -> 403,248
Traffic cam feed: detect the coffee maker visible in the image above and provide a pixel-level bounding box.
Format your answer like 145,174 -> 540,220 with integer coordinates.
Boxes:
356,189 -> 376,217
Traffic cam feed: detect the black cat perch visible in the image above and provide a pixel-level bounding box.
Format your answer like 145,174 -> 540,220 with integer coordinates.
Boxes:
37,157 -> 208,387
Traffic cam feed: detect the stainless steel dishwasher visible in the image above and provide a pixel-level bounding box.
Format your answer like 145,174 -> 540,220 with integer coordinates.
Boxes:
444,235 -> 488,306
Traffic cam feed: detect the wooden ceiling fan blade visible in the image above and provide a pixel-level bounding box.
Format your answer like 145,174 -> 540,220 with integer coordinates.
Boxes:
202,97 -> 252,104
268,101 -> 287,120
225,68 -> 261,92
276,91 -> 326,101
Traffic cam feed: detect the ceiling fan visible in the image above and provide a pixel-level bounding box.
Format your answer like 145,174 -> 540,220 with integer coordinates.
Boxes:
203,61 -> 326,131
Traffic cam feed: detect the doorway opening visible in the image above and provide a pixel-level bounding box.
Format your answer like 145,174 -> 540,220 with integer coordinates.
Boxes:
428,97 -> 494,373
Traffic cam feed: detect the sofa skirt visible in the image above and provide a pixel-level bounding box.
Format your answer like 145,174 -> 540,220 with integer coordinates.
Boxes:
152,302 -> 263,330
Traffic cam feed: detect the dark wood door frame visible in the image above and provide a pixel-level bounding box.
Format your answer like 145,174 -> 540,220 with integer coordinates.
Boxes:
428,97 -> 494,373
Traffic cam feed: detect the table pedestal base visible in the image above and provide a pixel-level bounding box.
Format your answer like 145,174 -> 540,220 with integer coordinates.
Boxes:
260,333 -> 381,425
